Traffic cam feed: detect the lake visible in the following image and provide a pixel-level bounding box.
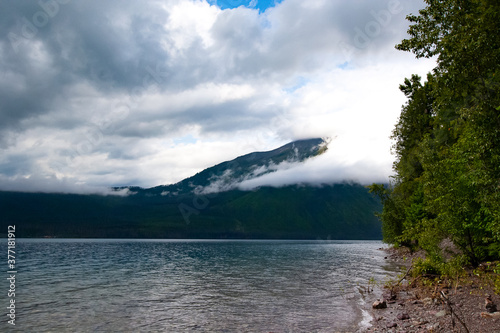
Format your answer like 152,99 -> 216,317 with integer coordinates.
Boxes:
3,239 -> 398,332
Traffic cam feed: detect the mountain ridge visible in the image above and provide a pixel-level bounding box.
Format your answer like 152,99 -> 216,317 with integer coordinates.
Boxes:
122,137 -> 329,196
0,137 -> 383,239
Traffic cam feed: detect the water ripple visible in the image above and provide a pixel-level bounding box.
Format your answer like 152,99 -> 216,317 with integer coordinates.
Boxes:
4,239 -> 398,332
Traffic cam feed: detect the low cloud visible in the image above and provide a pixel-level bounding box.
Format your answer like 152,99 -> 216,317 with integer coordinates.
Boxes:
238,148 -> 391,190
195,153 -> 312,194
0,174 -> 131,195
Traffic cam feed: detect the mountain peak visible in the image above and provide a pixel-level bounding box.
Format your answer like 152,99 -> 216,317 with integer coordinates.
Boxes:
145,138 -> 329,196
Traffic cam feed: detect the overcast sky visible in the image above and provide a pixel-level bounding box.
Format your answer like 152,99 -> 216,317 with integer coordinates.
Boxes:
0,0 -> 436,194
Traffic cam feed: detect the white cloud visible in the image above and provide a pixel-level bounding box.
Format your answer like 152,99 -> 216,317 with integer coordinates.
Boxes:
0,0 -> 436,193
163,0 -> 219,50
0,173 -> 131,195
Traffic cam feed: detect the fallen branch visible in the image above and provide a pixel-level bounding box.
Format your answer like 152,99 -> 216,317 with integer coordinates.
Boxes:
387,264 -> 413,299
440,290 -> 470,333
397,264 -> 413,286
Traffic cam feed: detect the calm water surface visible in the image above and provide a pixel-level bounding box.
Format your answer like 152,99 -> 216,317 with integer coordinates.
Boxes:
3,239 -> 398,332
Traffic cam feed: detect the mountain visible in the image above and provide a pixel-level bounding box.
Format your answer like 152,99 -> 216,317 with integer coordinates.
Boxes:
121,137 -> 329,196
0,138 -> 382,239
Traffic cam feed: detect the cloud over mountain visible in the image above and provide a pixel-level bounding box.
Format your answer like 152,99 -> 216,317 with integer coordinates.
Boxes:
0,0 -> 436,193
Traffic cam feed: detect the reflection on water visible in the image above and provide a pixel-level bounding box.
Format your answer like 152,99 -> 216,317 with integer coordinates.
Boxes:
4,239 -> 397,332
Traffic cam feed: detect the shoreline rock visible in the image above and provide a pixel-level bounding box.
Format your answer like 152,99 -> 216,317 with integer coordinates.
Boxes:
359,247 -> 500,332
372,300 -> 387,309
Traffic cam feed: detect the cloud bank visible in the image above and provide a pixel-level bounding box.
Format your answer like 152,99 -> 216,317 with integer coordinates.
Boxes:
0,0 -> 436,193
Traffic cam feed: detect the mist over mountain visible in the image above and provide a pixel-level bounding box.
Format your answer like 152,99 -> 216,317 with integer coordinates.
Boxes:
127,138 -> 329,197
0,138 -> 382,239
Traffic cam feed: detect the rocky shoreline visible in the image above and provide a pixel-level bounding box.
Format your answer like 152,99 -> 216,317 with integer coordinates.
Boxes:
360,247 -> 500,332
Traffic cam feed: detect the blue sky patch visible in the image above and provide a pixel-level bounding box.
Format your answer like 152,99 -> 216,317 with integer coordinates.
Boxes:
208,0 -> 284,12
174,134 -> 198,146
283,76 -> 310,94
337,62 -> 350,70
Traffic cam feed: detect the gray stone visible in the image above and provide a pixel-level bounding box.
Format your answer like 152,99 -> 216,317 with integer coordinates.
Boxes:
397,312 -> 410,320
372,299 -> 387,309
422,297 -> 433,306
435,310 -> 447,317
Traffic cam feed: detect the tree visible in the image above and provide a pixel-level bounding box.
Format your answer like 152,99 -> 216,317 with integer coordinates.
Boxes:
368,183 -> 405,245
375,0 -> 500,265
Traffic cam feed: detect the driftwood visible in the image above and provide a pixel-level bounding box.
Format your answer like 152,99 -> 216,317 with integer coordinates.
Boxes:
397,265 -> 413,286
481,312 -> 500,319
440,290 -> 470,333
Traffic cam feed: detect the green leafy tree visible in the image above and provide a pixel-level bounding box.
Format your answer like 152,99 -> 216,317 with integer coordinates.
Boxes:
370,74 -> 435,248
375,0 -> 500,265
368,183 -> 405,245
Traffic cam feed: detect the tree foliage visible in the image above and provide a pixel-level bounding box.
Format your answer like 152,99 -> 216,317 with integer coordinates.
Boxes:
371,0 -> 500,266
0,184 -> 382,240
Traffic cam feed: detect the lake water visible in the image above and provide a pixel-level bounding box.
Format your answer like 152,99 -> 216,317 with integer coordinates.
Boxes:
2,239 -> 398,332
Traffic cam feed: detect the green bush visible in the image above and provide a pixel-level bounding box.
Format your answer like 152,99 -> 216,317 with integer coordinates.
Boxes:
412,257 -> 442,277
